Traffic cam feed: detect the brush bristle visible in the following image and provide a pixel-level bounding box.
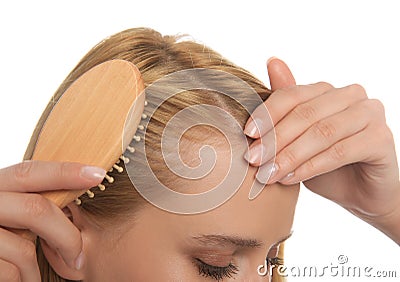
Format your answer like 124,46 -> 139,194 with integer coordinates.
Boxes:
74,100 -> 148,206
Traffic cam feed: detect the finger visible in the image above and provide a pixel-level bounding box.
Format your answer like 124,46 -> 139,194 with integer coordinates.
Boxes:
0,228 -> 40,282
0,161 -> 106,192
244,57 -> 295,138
268,101 -> 372,183
244,82 -> 334,138
267,57 -> 296,91
254,101 -> 370,184
274,98 -> 387,186
301,126 -> 395,201
0,259 -> 21,282
278,127 -> 379,192
271,84 -> 367,155
246,84 -> 368,166
0,193 -> 82,269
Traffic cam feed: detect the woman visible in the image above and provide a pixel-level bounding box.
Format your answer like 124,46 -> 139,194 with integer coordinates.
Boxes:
0,28 -> 398,281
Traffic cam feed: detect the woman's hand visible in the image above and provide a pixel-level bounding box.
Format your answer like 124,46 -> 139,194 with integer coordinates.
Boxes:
244,58 -> 400,244
0,160 -> 105,281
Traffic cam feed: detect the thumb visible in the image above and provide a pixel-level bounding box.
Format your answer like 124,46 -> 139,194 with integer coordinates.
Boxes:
267,57 -> 296,91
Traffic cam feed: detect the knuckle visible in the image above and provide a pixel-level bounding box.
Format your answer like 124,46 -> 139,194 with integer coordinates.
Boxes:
1,263 -> 20,282
53,162 -> 75,180
17,240 -> 37,263
367,99 -> 385,113
348,83 -> 367,97
292,103 -> 317,124
360,99 -> 386,123
312,120 -> 337,140
23,194 -> 51,219
303,158 -> 316,172
59,161 -> 71,179
377,125 -> 394,145
383,127 -> 394,144
315,81 -> 334,90
329,143 -> 346,161
280,149 -> 298,168
13,161 -> 35,185
274,130 -> 284,145
59,162 -> 82,180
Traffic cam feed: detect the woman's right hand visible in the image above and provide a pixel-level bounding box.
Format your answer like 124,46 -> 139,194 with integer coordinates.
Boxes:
0,160 -> 105,282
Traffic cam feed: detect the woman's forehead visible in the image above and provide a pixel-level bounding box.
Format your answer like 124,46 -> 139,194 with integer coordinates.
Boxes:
134,164 -> 299,247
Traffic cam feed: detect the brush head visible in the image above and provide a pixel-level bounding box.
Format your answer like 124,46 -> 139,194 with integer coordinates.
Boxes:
31,59 -> 145,208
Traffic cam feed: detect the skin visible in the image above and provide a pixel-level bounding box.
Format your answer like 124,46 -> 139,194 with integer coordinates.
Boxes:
0,58 -> 398,281
245,58 -> 400,244
75,164 -> 299,281
46,131 -> 300,281
0,161 -> 105,281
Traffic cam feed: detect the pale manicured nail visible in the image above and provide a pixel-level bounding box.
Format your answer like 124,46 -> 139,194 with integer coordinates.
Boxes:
256,161 -> 278,184
75,251 -> 85,270
244,143 -> 267,164
80,166 -> 106,181
244,118 -> 264,138
279,172 -> 295,183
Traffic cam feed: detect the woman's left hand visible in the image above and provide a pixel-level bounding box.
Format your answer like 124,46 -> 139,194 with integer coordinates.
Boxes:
244,58 -> 400,244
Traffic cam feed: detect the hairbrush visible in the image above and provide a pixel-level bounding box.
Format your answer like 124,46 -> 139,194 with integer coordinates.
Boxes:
17,59 -> 146,240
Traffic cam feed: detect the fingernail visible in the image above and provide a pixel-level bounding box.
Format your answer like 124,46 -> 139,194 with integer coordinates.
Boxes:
80,166 -> 106,181
244,143 -> 267,164
244,118 -> 264,138
256,161 -> 278,184
75,251 -> 85,270
279,172 -> 295,183
267,56 -> 279,65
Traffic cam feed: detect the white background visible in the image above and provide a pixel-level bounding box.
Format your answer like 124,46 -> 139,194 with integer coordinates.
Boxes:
0,1 -> 399,281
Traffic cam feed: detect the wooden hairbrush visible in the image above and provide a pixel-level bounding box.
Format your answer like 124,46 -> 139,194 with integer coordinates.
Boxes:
18,59 -> 145,240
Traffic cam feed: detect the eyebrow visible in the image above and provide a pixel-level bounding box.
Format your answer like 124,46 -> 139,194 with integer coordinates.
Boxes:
191,232 -> 293,249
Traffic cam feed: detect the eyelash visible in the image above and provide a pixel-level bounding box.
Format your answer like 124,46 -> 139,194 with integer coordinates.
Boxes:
267,256 -> 284,267
194,258 -> 239,281
193,244 -> 284,280
266,245 -> 284,273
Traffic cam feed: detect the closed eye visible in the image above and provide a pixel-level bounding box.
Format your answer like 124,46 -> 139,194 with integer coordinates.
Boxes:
194,258 -> 238,281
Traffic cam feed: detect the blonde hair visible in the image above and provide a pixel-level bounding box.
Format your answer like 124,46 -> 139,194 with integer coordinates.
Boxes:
24,27 -> 286,282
